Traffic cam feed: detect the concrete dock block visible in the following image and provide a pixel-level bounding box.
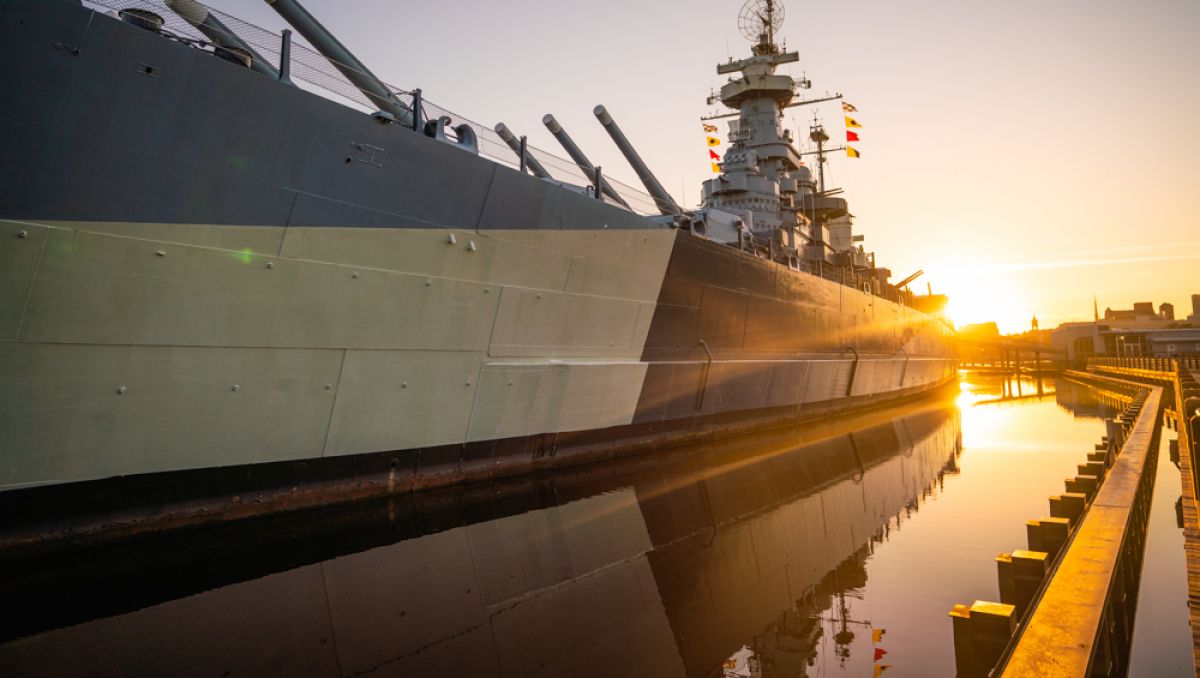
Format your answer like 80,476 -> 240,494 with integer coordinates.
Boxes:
950,604 -> 976,677
997,550 -> 1049,617
950,601 -> 1017,678
1087,450 -> 1107,464
997,553 -> 1015,606
1080,461 -> 1106,479
1024,517 -> 1070,559
1050,492 -> 1088,526
1065,474 -> 1099,499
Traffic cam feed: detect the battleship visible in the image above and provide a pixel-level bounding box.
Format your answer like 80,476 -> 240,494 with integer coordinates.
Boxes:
0,0 -> 955,549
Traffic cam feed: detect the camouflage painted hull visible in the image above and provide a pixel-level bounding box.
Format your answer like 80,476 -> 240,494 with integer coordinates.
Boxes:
0,0 -> 954,546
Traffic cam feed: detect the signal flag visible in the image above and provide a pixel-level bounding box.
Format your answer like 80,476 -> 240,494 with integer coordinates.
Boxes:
706,136 -> 721,147
709,149 -> 721,160
846,146 -> 861,158
873,665 -> 893,677
842,101 -> 858,113
845,116 -> 862,128
847,131 -> 860,142
872,629 -> 886,643
711,162 -> 721,173
874,648 -> 888,661
703,123 -> 719,133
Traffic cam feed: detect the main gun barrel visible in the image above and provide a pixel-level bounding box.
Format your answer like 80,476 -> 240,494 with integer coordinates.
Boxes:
593,105 -> 681,216
494,123 -> 553,180
542,114 -> 631,210
167,0 -> 280,79
263,0 -> 412,125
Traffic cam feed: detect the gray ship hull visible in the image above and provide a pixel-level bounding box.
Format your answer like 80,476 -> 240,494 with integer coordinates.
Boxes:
0,0 -> 955,548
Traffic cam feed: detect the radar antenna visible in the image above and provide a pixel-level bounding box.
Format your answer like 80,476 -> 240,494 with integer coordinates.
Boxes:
737,0 -> 785,48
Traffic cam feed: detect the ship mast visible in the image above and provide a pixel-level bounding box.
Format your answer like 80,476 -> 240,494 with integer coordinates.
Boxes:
702,0 -> 808,237
809,120 -> 829,194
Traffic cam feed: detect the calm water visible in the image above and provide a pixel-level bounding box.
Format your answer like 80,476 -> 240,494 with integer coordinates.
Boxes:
0,374 -> 1191,677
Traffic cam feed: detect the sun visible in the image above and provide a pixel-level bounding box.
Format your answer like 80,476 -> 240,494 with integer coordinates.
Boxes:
934,265 -> 1030,334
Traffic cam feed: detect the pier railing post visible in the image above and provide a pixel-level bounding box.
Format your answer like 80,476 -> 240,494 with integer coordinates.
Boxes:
997,550 -> 1049,619
950,601 -> 1017,678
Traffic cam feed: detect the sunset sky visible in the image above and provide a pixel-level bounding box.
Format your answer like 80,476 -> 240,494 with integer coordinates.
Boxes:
210,0 -> 1200,334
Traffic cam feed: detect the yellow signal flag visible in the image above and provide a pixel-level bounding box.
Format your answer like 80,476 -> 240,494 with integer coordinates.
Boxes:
711,162 -> 721,173
842,101 -> 858,113
872,629 -> 886,643
703,123 -> 718,133
873,665 -> 894,678
706,136 -> 721,147
845,116 -> 862,128
846,146 -> 861,158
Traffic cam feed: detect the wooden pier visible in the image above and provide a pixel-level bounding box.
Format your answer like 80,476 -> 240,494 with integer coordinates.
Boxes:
998,381 -> 1161,676
948,367 -> 1170,677
1091,356 -> 1200,672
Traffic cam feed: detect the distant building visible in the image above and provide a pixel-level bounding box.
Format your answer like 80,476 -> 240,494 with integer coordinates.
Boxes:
1103,301 -> 1164,325
1052,293 -> 1200,363
1095,300 -> 1188,329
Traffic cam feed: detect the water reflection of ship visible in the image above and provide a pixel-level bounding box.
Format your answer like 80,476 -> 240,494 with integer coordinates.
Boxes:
726,552 -> 870,678
1,401 -> 960,677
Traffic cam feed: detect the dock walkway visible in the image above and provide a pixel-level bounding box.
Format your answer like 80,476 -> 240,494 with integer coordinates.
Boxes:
1090,357 -> 1200,673
999,382 -> 1162,676
949,372 -> 1160,677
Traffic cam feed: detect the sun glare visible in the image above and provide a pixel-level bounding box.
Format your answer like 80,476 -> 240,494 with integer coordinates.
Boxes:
936,266 -> 1030,333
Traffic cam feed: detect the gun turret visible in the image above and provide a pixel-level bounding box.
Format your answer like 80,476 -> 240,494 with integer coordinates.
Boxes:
494,123 -> 553,180
167,0 -> 280,79
542,115 -> 631,210
263,0 -> 412,125
593,105 -> 681,216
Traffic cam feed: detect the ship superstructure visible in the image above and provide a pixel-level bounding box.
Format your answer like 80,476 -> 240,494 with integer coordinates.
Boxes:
697,0 -> 885,294
0,0 -> 954,549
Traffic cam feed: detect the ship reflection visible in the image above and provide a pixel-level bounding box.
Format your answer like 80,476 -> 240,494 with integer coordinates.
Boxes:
721,553 -> 870,678
1,396 -> 961,678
